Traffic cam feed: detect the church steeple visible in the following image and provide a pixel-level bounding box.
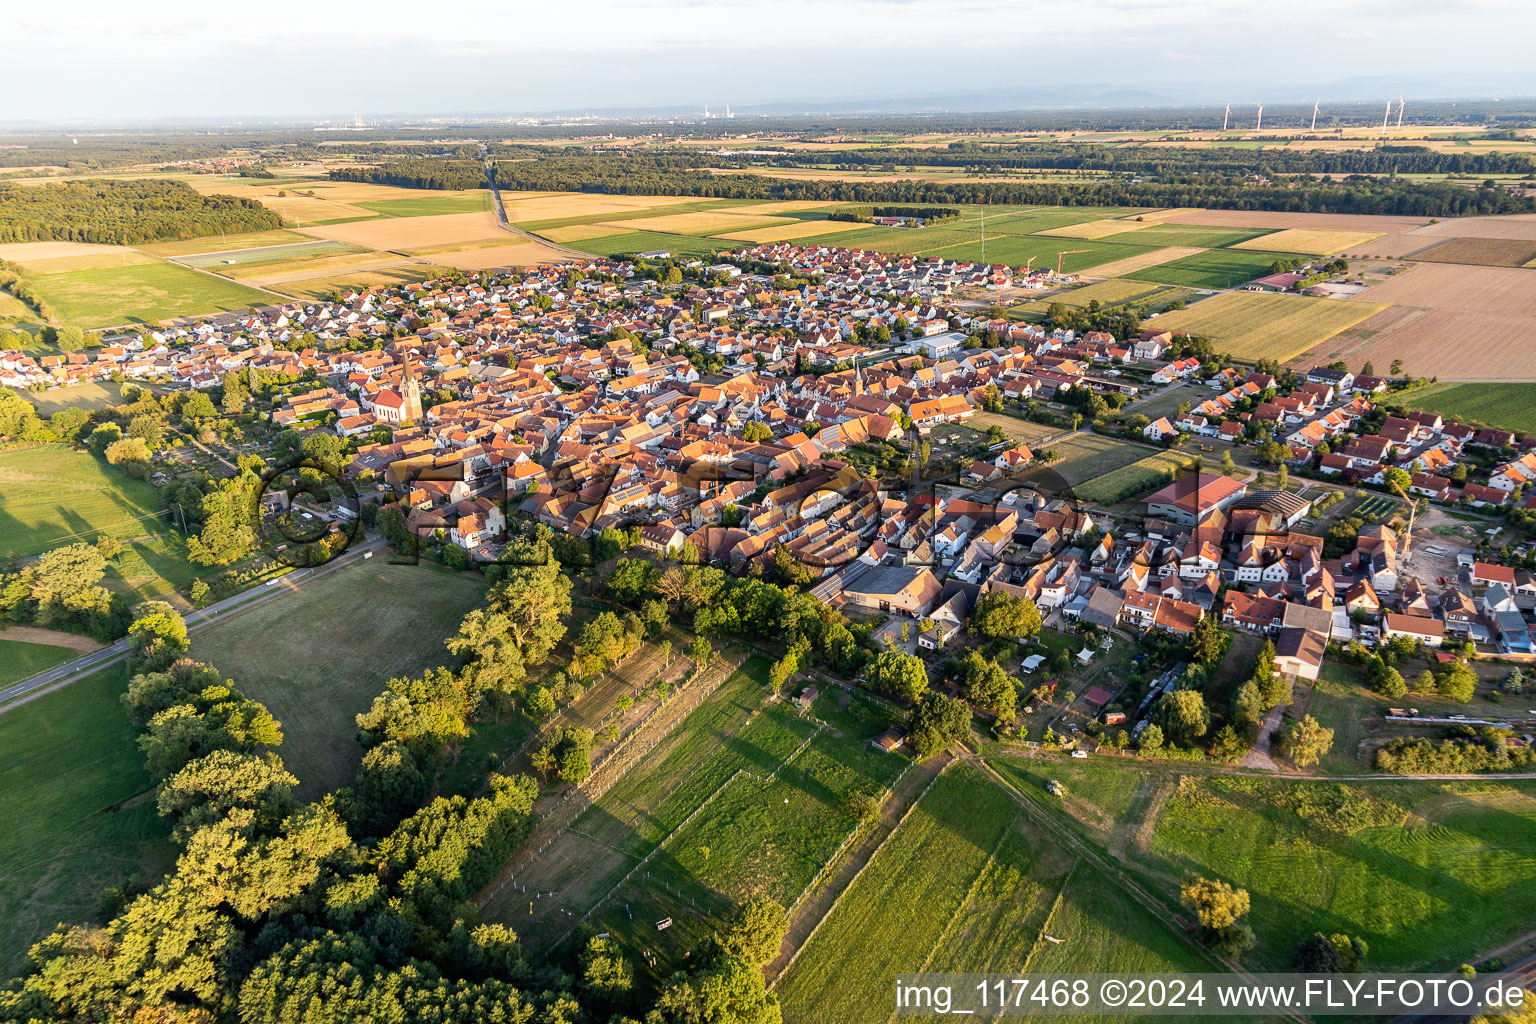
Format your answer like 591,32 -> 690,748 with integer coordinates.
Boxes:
399,353 -> 423,423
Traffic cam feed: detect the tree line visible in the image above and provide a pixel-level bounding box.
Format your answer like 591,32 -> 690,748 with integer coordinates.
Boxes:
329,159 -> 489,191
0,179 -> 282,245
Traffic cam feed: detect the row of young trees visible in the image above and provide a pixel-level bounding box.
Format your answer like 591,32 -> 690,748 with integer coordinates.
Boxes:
0,179 -> 282,244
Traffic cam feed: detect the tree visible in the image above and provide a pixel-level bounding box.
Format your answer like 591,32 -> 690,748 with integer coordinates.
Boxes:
1155,689 -> 1210,745
1138,723 -> 1164,753
741,420 -> 773,443
867,649 -> 929,702
1382,466 -> 1412,495
127,413 -> 166,450
182,391 -> 217,419
156,749 -> 296,841
690,636 -> 714,669
909,692 -> 970,758
127,601 -> 189,671
720,897 -> 788,966
969,590 -> 1041,640
1182,876 -> 1249,930
1186,615 -> 1228,665
1211,724 -> 1248,761
56,325 -> 86,352
579,935 -> 633,1008
1279,714 -> 1334,767
1435,661 -> 1478,703
1293,932 -> 1347,972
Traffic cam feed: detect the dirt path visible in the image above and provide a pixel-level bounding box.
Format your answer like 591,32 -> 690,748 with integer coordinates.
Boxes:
0,625 -> 104,654
764,749 -> 952,985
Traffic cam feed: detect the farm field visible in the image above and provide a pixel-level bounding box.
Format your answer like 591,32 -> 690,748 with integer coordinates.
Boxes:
773,765 -> 1021,1024
1018,278 -> 1164,313
172,239 -> 365,270
28,262 -> 273,328
1123,248 -> 1288,289
296,210 -> 505,250
924,235 -> 1154,275
1409,236 -> 1536,268
571,230 -> 727,259
537,223 -> 637,244
499,191 -> 707,224
190,561 -> 488,797
964,412 -> 1064,447
0,663 -> 176,976
1393,382 -> 1536,435
0,240 -> 155,271
1081,246 -> 1207,279
1096,224 -> 1276,248
274,266 -> 441,300
1143,776 -> 1536,971
355,194 -> 494,218
426,242 -> 578,269
1074,450 -> 1201,504
595,210 -> 794,236
1230,228 -> 1384,254
1155,209 -> 1432,233
0,443 -> 173,557
1035,217 -> 1155,240
1148,291 -> 1387,364
713,219 -> 871,244
1350,263 -> 1536,318
134,229 -> 316,257
0,637 -> 74,687
14,249 -> 160,275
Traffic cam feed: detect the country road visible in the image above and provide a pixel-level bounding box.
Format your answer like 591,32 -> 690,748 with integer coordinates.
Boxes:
478,144 -> 591,260
0,535 -> 386,712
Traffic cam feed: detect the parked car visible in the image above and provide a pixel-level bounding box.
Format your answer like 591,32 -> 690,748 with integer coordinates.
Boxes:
1071,750 -> 1088,759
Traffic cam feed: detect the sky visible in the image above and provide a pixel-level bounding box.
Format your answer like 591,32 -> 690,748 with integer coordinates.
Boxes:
8,0 -> 1536,122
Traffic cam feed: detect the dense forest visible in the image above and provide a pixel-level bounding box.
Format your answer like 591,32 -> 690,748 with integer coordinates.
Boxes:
0,180 -> 282,244
330,158 -> 489,191
361,151 -> 1536,217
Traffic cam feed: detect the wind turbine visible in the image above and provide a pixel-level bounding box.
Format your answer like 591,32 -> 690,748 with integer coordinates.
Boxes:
1381,100 -> 1391,136
1311,99 -> 1320,132
1222,102 -> 1230,132
1255,105 -> 1263,132
1397,95 -> 1405,129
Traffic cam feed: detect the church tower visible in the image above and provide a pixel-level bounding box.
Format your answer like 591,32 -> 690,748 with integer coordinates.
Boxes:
400,355 -> 424,423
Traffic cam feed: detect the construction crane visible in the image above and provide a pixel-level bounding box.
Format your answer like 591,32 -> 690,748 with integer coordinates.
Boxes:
1022,255 -> 1038,273
1385,473 -> 1420,563
1055,250 -> 1089,275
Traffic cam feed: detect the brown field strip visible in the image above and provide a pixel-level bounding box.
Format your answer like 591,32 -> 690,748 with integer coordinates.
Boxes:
1409,237 -> 1536,268
244,257 -> 431,288
714,220 -> 872,243
1349,262 -> 1536,317
498,192 -> 706,223
1404,214 -> 1536,241
426,243 -> 579,269
1082,246 -> 1207,279
1156,209 -> 1431,233
269,266 -> 448,299
1035,219 -> 1153,240
1319,306 -> 1536,381
0,241 -> 153,270
595,211 -> 796,236
232,250 -> 417,283
538,223 -> 634,244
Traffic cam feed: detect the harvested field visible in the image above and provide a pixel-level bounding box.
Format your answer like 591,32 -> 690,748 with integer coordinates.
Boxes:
1151,291 -> 1387,364
296,211 -> 504,250
964,412 -> 1062,447
182,182 -> 378,225
1350,262 -> 1536,317
1157,209 -> 1431,233
1035,218 -> 1151,239
0,241 -> 152,271
1346,230 -> 1448,259
1033,434 -> 1154,488
234,251 -> 423,285
498,192 -> 703,223
250,258 -> 432,289
427,242 -> 578,269
1017,278 -> 1163,312
1395,383 -> 1536,435
274,267 -> 445,300
135,230 -> 315,257
1231,228 -> 1385,255
725,200 -> 836,215
29,263 -> 275,328
1398,213 -> 1536,241
1096,224 -> 1275,248
537,223 -> 632,243
1410,237 -> 1536,268
712,219 -> 870,243
595,211 -> 795,236
1082,245 -> 1206,279
1322,306 -> 1536,381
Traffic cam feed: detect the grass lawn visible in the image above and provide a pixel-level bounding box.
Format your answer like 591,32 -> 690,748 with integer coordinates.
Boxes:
775,764 -> 1020,1024
1124,249 -> 1289,289
964,412 -> 1063,447
1393,383 -> 1536,436
189,561 -> 488,796
1037,433 -> 1157,487
0,444 -> 171,557
1144,775 -> 1536,971
1073,449 -> 1199,504
0,663 -> 177,976
29,261 -> 274,328
20,382 -> 125,417
1145,291 -> 1387,364
0,637 -> 75,687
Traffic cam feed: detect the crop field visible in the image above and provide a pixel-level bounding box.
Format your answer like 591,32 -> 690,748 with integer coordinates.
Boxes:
1352,263 -> 1536,317
1073,450 -> 1201,504
355,193 -> 494,218
274,266 -> 442,299
1147,291 -> 1387,364
135,229 -> 316,257
1123,248 -> 1288,289
1035,218 -> 1154,239
964,412 -> 1063,447
296,211 -> 505,250
1410,236 -> 1536,268
0,663 -> 176,976
16,249 -> 160,275
1394,382 -> 1536,434
0,637 -> 74,687
1144,776 -> 1536,970
0,443 -> 175,557
1230,228 -> 1385,255
1081,246 -> 1207,279
537,223 -> 636,243
1155,209 -> 1432,233
714,219 -> 871,243
1035,434 -> 1157,488
427,242 -> 579,269
183,182 -> 377,226
932,235 -> 1157,274
571,230 -> 726,259
172,239 -> 365,269
594,210 -> 794,237
774,765 -> 1022,1024
222,249 -> 412,282
28,262 -> 272,328
1018,278 -> 1164,312
190,561 -> 487,796
0,240 -> 154,270
499,191 -> 707,224
1096,224 -> 1276,248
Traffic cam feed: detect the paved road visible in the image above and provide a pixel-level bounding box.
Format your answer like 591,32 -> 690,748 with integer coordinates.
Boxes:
0,535 -> 386,711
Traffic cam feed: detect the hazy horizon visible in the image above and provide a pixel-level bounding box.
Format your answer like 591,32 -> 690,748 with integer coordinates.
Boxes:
10,0 -> 1536,123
